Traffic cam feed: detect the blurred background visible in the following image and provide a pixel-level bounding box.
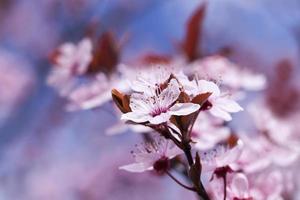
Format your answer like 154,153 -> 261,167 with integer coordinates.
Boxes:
0,0 -> 300,199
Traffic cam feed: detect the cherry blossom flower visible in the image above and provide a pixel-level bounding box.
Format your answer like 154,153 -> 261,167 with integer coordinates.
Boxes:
119,137 -> 181,173
231,102 -> 300,173
125,65 -> 192,96
188,56 -> 266,91
121,79 -> 200,125
238,134 -> 299,173
128,66 -> 173,95
191,113 -> 230,150
248,171 -> 284,200
193,80 -> 243,121
54,38 -> 93,75
65,73 -> 130,111
47,38 -> 93,95
200,139 -> 244,172
248,102 -> 300,148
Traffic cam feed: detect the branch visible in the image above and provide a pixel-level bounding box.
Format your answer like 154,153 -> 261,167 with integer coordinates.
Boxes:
166,171 -> 196,192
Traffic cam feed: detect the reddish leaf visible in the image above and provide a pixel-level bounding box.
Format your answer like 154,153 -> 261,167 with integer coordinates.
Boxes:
48,48 -> 61,66
178,91 -> 191,103
87,32 -> 119,75
226,134 -> 239,148
182,3 -> 206,61
266,59 -> 299,116
188,152 -> 202,190
275,59 -> 293,81
191,92 -> 211,106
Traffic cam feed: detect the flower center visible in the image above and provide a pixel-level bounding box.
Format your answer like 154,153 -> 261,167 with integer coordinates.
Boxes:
153,156 -> 170,173
214,165 -> 233,178
151,107 -> 169,117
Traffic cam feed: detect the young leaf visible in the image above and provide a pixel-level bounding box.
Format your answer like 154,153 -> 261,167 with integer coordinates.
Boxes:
188,152 -> 202,190
192,92 -> 211,106
111,89 -> 131,113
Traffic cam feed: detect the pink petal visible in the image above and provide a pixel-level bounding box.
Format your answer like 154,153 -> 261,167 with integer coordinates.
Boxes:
217,140 -> 244,167
209,177 -> 225,200
209,106 -> 232,121
230,173 -> 249,198
119,163 -> 152,173
165,144 -> 182,159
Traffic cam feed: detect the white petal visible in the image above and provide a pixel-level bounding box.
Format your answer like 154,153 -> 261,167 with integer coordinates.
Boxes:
119,163 -> 152,173
159,79 -> 180,107
78,38 -> 93,52
169,103 -> 200,116
130,79 -> 153,94
209,177 -> 225,200
130,93 -> 153,113
209,106 -> 232,121
197,80 -> 220,97
121,112 -> 150,123
167,122 -> 182,141
59,43 -> 76,56
215,98 -> 243,113
148,112 -> 171,124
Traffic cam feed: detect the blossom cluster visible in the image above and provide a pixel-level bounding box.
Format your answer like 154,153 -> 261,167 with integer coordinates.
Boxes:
46,33 -> 300,199
45,8 -> 299,199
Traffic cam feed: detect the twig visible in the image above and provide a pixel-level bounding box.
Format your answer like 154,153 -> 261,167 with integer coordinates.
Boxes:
166,171 -> 196,192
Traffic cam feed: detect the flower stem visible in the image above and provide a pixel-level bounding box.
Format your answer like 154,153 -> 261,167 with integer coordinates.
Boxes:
223,175 -> 227,200
183,142 -> 211,200
166,171 -> 196,192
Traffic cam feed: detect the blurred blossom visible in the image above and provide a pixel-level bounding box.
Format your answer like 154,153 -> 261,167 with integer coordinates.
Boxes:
120,136 -> 182,173
191,113 -> 231,150
188,56 -> 267,91
200,140 -> 243,172
190,79 -> 243,121
47,38 -> 93,96
0,49 -> 35,126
